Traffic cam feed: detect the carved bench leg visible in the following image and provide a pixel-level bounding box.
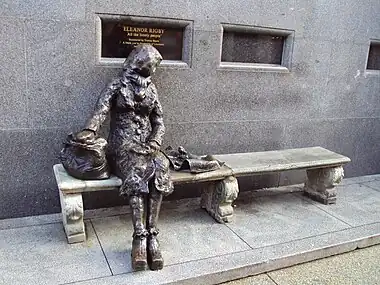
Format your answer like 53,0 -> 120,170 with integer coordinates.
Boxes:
304,166 -> 344,205
59,190 -> 85,243
201,176 -> 239,223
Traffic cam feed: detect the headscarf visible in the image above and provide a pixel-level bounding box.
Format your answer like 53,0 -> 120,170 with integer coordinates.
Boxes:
122,45 -> 163,98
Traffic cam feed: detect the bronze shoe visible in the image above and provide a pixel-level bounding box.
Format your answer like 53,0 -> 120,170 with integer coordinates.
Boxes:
131,234 -> 148,271
147,233 -> 164,270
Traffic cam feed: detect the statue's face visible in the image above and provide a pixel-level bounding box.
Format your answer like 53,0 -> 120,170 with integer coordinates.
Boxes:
124,45 -> 162,77
135,59 -> 159,77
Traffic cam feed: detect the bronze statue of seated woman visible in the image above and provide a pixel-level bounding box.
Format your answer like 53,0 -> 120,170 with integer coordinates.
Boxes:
72,44 -> 172,271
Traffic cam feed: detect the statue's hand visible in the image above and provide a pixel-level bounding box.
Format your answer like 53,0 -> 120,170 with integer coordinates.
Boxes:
148,141 -> 161,152
75,130 -> 95,143
131,143 -> 152,155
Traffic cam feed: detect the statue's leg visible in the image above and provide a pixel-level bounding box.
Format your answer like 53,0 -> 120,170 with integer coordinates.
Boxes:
146,187 -> 164,271
129,194 -> 148,271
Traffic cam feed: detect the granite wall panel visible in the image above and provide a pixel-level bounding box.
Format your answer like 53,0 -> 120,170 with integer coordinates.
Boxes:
0,18 -> 29,129
0,0 -> 379,217
0,0 -> 85,21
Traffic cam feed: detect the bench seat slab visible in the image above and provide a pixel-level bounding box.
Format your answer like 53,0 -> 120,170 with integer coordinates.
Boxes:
214,147 -> 350,176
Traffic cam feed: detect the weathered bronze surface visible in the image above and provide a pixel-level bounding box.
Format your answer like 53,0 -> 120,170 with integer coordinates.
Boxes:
59,133 -> 110,180
164,146 -> 224,173
75,44 -> 173,271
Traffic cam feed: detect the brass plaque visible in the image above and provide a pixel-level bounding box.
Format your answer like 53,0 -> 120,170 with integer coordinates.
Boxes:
101,19 -> 184,60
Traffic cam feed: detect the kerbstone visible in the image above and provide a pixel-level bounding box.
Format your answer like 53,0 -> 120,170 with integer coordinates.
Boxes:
269,244 -> 380,285
221,274 -> 276,285
91,208 -> 250,274
0,222 -> 110,285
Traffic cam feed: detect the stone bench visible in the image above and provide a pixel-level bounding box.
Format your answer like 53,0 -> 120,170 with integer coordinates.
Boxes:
53,146 -> 350,243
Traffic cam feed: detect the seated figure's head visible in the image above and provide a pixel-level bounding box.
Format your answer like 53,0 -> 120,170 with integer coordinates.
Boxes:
123,44 -> 163,77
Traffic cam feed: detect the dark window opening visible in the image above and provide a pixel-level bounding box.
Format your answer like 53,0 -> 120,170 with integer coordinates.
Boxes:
222,31 -> 285,64
367,42 -> 380,70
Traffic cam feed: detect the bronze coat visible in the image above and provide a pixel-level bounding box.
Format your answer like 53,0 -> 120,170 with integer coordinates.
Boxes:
84,45 -> 173,196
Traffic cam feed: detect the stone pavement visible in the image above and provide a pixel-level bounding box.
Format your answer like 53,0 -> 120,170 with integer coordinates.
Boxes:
1,174 -> 380,285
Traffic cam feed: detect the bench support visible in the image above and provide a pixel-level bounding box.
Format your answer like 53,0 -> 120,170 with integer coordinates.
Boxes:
201,176 -> 239,223
304,166 -> 344,205
59,190 -> 85,243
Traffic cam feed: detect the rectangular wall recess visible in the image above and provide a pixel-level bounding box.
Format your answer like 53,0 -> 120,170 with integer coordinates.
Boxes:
96,14 -> 193,68
220,24 -> 294,72
366,40 -> 380,71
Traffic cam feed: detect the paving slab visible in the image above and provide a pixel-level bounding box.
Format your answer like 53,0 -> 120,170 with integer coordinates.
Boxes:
300,183 -> 380,227
362,179 -> 380,192
226,192 -> 349,248
68,223 -> 380,285
268,244 -> 380,285
0,222 -> 110,285
91,208 -> 250,275
341,174 -> 380,186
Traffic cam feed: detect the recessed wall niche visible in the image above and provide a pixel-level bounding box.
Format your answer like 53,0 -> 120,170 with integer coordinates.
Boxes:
366,40 -> 380,71
97,15 -> 193,67
220,24 -> 294,72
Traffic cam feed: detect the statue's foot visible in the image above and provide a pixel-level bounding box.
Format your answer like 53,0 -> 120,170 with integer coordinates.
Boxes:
131,236 -> 148,271
148,236 -> 164,270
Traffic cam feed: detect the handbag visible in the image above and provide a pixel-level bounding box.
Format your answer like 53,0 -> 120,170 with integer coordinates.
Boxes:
59,133 -> 110,180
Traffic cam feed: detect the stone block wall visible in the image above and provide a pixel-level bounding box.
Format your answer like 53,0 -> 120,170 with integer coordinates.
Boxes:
0,0 -> 379,218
